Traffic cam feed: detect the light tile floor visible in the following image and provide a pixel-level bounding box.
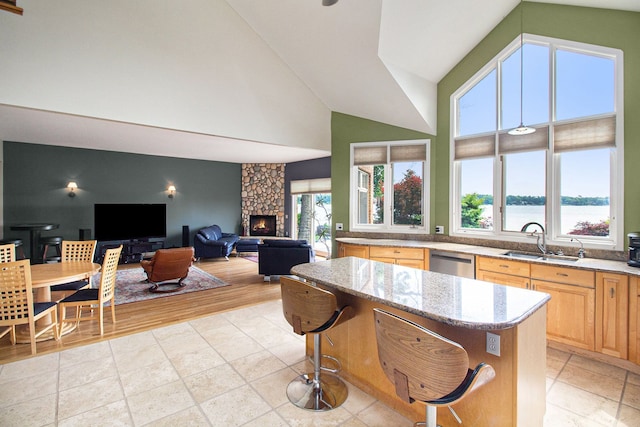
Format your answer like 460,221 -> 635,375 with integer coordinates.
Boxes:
0,300 -> 638,426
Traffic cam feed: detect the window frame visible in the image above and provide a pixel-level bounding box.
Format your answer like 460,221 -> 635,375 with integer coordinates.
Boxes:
450,34 -> 624,251
350,139 -> 431,234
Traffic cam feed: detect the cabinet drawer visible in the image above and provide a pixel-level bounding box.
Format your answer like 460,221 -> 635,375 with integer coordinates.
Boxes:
477,256 -> 530,277
369,246 -> 424,260
530,264 -> 594,288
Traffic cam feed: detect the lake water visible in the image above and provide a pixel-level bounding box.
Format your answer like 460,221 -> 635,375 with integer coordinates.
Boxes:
481,205 -> 610,233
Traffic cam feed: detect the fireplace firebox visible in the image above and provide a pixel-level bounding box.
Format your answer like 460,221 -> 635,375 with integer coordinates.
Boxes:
249,215 -> 277,237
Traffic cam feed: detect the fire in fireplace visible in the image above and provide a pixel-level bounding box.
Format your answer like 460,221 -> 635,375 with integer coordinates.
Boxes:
249,215 -> 277,236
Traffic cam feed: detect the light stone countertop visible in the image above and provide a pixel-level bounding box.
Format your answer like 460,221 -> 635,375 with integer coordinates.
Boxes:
336,237 -> 640,276
291,256 -> 550,331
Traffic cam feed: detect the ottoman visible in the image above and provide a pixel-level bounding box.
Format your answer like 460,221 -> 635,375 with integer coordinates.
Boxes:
235,238 -> 261,256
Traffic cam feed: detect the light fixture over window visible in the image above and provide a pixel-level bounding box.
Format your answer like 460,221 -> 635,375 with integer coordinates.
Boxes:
67,181 -> 78,197
167,185 -> 176,199
508,1 -> 536,136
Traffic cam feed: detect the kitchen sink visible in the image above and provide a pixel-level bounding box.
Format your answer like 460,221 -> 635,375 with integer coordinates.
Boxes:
502,251 -> 580,263
502,251 -> 543,260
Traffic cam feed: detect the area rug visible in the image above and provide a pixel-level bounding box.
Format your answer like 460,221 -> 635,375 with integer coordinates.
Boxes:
96,266 -> 230,306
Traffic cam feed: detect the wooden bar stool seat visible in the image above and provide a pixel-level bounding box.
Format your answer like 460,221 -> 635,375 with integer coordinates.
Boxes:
374,309 -> 496,427
280,276 -> 352,411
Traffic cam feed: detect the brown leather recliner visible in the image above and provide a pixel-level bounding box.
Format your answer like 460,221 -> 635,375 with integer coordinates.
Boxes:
140,247 -> 196,293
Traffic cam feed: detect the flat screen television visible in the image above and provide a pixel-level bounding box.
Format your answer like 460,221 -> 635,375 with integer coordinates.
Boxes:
94,204 -> 166,242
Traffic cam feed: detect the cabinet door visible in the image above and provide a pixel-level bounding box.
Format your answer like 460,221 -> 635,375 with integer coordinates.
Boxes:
338,243 -> 369,259
532,279 -> 595,351
596,272 -> 628,359
476,256 -> 530,278
630,277 -> 640,364
477,270 -> 530,289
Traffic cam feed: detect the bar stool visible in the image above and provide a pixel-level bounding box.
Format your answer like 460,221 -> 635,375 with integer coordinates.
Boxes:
40,236 -> 63,263
280,276 -> 352,411
0,239 -> 25,260
373,309 -> 496,427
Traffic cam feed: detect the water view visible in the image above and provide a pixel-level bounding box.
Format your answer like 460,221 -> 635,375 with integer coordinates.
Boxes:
481,205 -> 610,234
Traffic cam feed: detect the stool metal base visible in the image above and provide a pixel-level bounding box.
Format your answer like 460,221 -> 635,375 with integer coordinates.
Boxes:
286,372 -> 348,411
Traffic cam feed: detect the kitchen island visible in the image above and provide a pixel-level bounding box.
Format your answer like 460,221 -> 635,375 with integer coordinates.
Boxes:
292,256 -> 551,426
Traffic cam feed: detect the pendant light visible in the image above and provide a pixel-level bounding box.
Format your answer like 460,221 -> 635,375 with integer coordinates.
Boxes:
508,1 -> 535,136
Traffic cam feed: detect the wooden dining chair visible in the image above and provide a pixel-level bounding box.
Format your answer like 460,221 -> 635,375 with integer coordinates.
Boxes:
373,308 -> 496,427
58,245 -> 122,336
0,243 -> 16,263
50,240 -> 98,294
0,259 -> 60,354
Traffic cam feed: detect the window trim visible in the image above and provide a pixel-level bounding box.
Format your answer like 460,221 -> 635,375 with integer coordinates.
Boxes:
449,34 -> 624,251
350,139 -> 431,234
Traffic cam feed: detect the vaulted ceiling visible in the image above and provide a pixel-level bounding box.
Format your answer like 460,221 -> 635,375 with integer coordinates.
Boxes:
0,0 -> 637,163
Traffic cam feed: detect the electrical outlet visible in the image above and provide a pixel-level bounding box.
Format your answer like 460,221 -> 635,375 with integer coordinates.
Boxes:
435,225 -> 444,234
486,332 -> 500,356
335,223 -> 344,231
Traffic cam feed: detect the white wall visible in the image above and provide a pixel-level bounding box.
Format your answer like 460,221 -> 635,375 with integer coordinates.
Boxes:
0,0 -> 330,151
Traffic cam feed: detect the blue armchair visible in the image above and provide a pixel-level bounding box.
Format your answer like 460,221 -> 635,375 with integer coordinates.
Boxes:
258,239 -> 315,280
194,225 -> 239,260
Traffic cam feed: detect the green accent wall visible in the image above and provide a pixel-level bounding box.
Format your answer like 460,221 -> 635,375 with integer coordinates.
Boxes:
330,112 -> 433,241
332,3 -> 640,242
437,2 -> 640,238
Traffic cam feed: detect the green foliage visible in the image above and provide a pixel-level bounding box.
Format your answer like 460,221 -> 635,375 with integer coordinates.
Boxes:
461,193 -> 485,228
393,169 -> 423,225
476,194 -> 608,206
568,219 -> 610,236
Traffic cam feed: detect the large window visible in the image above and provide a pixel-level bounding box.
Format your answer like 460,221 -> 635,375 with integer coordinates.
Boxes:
451,35 -> 623,250
351,140 -> 430,233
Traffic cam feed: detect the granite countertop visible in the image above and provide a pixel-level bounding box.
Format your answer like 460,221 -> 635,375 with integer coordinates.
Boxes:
291,257 -> 550,331
336,237 -> 640,276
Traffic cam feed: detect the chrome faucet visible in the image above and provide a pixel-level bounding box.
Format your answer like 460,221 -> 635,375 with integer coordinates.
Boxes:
521,222 -> 547,255
571,237 -> 586,258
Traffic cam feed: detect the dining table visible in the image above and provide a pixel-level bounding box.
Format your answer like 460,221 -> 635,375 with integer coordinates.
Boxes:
10,223 -> 59,264
15,261 -> 101,343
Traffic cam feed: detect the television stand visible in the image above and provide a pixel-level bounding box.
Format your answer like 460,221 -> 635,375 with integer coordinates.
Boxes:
97,239 -> 165,264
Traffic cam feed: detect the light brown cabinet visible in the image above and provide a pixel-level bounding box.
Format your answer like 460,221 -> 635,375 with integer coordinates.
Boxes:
337,242 -> 369,259
369,246 -> 426,269
630,276 -> 640,364
596,272 -> 628,359
476,257 -> 530,289
531,264 -> 595,351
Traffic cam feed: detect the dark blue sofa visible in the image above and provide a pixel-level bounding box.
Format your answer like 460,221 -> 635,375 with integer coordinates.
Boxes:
258,239 -> 315,280
194,225 -> 239,260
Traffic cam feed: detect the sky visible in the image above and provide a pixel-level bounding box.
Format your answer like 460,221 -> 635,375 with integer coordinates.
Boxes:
458,42 -> 615,198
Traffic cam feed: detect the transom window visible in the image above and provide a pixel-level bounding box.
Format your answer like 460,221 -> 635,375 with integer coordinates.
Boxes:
451,35 -> 623,250
351,140 -> 430,233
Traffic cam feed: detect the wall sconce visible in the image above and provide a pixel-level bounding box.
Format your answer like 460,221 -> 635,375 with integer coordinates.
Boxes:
67,181 -> 78,197
167,185 -> 176,199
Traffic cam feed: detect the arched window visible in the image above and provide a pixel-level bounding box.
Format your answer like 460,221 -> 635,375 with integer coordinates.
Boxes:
451,35 -> 623,250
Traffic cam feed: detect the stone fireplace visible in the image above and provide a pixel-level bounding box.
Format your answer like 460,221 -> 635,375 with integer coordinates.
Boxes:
241,163 -> 285,237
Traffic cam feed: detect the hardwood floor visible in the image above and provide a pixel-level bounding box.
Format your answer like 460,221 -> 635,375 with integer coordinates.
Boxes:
0,256 -> 281,365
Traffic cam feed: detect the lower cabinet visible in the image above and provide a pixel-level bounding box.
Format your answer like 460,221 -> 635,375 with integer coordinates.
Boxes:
369,246 -> 425,269
337,242 -> 369,259
531,264 -> 595,351
596,272 -> 628,359
630,276 -> 640,364
476,257 -> 530,289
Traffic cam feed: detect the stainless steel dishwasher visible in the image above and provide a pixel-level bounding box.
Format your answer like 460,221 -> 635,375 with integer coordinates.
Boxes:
429,250 -> 476,279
